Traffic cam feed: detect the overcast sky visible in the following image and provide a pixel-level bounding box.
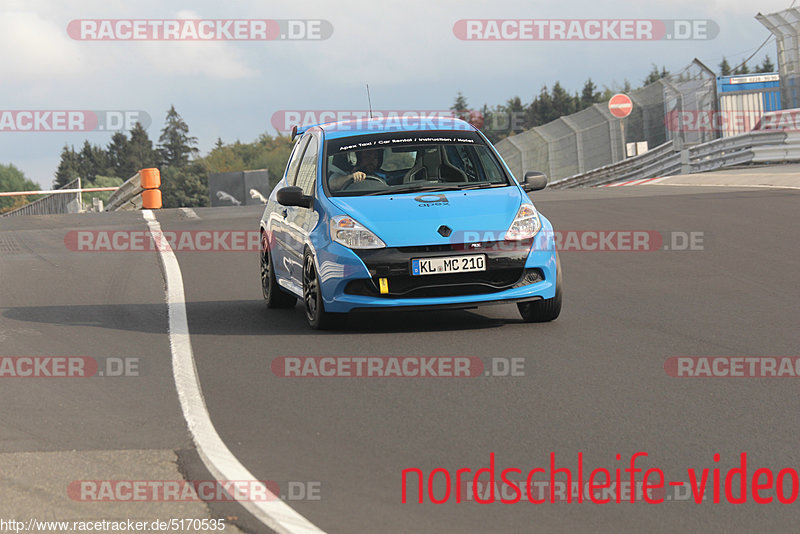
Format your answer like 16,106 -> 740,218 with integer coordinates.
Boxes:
0,0 -> 792,188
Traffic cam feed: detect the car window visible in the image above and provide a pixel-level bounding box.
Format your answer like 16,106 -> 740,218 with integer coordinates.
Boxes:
323,130 -> 510,197
382,149 -> 417,171
294,136 -> 318,197
285,136 -> 309,185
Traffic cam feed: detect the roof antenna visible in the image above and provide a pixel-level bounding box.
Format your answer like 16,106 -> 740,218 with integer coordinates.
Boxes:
366,84 -> 374,118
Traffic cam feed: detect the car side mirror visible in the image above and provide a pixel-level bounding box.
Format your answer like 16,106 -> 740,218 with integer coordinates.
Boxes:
522,171 -> 548,192
276,186 -> 313,208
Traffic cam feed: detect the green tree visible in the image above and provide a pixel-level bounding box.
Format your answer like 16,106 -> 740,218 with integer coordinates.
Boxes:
122,122 -> 157,178
580,78 -> 601,110
550,82 -> 576,118
1,163 -> 40,213
451,92 -> 469,112
757,56 -> 775,73
77,140 -> 111,182
204,145 -> 247,173
450,91 -> 472,123
719,57 -> 732,76
106,132 -> 130,178
160,161 -> 209,208
644,65 -> 669,85
157,105 -> 198,168
200,133 -> 294,190
734,61 -> 750,75
528,85 -> 555,125
54,145 -> 80,188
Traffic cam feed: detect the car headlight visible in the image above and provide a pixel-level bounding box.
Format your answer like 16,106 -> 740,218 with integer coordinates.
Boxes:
505,203 -> 541,240
330,215 -> 385,249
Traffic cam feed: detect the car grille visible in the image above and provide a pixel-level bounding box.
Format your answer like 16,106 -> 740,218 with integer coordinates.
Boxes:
347,241 -> 539,298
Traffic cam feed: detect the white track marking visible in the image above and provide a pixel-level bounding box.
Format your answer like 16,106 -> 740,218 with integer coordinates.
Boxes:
178,207 -> 200,219
142,210 -> 326,534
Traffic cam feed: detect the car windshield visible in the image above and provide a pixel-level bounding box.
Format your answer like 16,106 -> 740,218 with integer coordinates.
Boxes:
323,130 -> 510,197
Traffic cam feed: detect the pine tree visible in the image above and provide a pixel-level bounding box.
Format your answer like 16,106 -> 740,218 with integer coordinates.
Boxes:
551,82 -> 576,118
758,56 -> 775,73
580,79 -> 600,110
530,85 -> 555,125
53,145 -> 80,188
644,65 -> 668,85
76,141 -> 111,182
719,57 -> 732,76
157,105 -> 198,168
122,122 -> 157,178
107,132 -> 130,178
451,92 -> 469,112
734,61 -> 750,74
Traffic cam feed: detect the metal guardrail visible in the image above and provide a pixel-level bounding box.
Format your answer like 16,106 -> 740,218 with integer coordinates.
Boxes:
549,130 -> 797,189
105,171 -> 144,211
1,179 -> 80,217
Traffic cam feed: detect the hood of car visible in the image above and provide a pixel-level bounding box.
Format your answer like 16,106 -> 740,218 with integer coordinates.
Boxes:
327,187 -> 525,247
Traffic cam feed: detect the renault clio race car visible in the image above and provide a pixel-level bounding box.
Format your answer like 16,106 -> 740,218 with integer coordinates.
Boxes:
259,116 -> 561,329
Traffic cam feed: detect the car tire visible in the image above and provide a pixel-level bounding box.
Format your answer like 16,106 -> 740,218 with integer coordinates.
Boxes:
518,252 -> 562,322
303,250 -> 346,330
261,231 -> 296,309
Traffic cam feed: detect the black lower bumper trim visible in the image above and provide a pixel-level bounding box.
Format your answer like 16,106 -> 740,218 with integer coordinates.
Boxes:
349,295 -> 542,313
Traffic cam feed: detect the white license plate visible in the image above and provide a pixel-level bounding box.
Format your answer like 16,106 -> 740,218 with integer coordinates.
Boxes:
411,254 -> 486,276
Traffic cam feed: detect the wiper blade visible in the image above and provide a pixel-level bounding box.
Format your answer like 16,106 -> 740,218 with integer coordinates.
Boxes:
456,183 -> 508,190
364,185 -> 462,196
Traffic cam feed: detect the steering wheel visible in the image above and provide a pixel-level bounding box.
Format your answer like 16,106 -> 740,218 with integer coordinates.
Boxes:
341,175 -> 389,190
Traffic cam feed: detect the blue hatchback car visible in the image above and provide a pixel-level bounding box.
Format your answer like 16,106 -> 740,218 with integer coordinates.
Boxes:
259,117 -> 561,329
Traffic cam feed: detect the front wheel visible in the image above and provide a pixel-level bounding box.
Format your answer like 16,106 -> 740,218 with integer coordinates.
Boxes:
518,252 -> 562,322
303,250 -> 346,330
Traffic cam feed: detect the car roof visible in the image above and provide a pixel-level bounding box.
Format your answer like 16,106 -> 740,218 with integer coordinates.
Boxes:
296,116 -> 478,140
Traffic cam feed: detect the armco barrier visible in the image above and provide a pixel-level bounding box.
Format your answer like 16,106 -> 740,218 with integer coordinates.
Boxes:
1,179 -> 80,217
105,168 -> 161,211
549,130 -> 798,189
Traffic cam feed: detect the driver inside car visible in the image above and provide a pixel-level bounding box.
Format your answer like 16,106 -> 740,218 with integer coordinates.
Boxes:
329,148 -> 388,191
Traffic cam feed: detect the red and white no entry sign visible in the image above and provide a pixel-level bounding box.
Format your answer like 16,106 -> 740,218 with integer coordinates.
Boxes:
608,93 -> 633,119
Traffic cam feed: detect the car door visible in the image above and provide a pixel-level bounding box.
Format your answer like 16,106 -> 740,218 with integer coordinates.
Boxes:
284,133 -> 320,288
269,135 -> 309,282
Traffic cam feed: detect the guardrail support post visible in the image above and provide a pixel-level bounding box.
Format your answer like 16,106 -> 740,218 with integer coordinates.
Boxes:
680,149 -> 691,175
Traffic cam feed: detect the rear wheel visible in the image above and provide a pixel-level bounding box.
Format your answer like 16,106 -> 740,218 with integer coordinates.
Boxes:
303,250 -> 346,330
261,231 -> 296,309
518,252 -> 562,322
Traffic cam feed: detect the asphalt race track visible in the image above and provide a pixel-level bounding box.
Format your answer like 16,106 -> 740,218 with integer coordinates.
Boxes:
1,181 -> 799,533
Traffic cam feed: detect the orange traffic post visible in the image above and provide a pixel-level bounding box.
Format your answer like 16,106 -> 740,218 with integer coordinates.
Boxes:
142,189 -> 162,209
140,168 -> 162,209
140,168 -> 161,190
